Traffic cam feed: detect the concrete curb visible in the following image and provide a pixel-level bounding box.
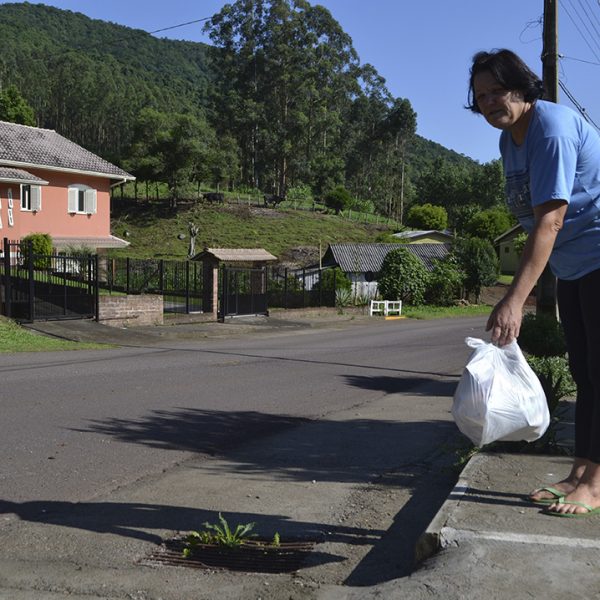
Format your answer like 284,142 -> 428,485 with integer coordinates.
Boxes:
414,452 -> 485,563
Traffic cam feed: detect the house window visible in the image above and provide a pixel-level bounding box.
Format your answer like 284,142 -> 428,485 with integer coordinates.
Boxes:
20,184 -> 42,211
68,184 -> 97,214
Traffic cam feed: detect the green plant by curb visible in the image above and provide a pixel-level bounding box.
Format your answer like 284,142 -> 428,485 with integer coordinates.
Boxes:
182,513 -> 281,557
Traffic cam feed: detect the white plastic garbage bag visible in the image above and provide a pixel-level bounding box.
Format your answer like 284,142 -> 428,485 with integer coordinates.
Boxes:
451,337 -> 550,447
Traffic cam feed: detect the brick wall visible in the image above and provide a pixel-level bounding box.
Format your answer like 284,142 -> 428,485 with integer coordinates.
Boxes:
99,294 -> 163,327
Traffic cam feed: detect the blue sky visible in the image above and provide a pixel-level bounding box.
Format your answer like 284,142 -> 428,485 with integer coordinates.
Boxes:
5,0 -> 600,164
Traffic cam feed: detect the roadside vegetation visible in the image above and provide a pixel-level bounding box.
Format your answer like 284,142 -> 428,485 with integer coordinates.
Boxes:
0,316 -> 106,353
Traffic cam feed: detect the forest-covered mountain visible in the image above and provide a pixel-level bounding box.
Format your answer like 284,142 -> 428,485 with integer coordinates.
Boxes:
0,1 -> 501,219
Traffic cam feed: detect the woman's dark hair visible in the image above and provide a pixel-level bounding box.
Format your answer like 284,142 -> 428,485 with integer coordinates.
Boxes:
466,49 -> 544,113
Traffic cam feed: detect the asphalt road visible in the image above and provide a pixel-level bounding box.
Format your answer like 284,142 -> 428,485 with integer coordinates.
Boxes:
0,316 -> 487,506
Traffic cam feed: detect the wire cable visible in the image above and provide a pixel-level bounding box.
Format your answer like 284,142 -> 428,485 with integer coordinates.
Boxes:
559,80 -> 600,131
560,0 -> 600,61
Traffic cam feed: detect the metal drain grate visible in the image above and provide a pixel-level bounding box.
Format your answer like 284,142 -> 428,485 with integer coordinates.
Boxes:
145,537 -> 316,574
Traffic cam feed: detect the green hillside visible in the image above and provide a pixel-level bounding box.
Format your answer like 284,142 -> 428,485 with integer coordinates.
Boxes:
110,199 -> 396,262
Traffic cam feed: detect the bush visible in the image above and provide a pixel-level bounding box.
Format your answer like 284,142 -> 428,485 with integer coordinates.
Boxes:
20,233 -> 52,269
287,184 -> 313,204
377,247 -> 429,305
425,257 -> 465,306
518,312 -> 567,357
313,267 -> 351,292
526,355 -> 575,416
323,186 -> 353,214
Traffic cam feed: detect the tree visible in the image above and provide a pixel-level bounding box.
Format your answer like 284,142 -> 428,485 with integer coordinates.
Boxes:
425,256 -> 465,306
377,247 -> 429,305
125,108 -> 212,206
204,0 -> 359,194
0,84 -> 35,125
454,237 -> 499,303
471,159 -> 505,208
465,206 -> 513,242
324,186 -> 353,214
405,203 -> 448,230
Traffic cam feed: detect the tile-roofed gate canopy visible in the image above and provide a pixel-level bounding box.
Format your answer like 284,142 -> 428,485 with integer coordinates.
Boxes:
193,248 -> 278,263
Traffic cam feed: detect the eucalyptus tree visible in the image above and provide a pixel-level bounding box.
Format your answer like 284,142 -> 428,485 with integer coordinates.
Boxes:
203,0 -> 359,195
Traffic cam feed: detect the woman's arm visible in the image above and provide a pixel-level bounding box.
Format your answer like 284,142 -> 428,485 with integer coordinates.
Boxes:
487,199 -> 568,346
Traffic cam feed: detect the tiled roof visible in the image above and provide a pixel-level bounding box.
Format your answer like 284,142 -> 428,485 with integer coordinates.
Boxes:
0,121 -> 134,180
323,243 -> 450,273
0,166 -> 48,185
193,248 -> 278,262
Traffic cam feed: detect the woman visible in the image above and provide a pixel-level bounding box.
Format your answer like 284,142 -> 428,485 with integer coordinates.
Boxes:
468,49 -> 600,517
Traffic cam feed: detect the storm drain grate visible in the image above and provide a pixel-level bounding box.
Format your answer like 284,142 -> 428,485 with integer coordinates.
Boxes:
145,537 -> 316,574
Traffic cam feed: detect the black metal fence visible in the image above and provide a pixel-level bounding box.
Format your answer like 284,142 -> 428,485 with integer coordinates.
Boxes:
1,238 -> 98,322
220,266 -> 268,319
1,237 -> 338,322
267,266 -> 336,309
104,257 -> 203,314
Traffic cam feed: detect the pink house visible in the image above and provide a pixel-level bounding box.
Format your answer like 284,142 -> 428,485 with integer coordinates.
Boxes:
0,120 -> 134,252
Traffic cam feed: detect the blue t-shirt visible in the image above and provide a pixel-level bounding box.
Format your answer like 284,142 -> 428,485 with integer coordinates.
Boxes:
500,99 -> 600,280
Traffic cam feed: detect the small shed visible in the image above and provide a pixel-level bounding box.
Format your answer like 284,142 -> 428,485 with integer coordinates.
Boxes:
321,243 -> 450,298
192,247 -> 278,319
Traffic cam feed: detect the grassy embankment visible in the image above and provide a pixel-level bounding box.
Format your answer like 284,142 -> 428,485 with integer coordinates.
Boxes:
0,316 -> 105,353
109,199 -> 398,259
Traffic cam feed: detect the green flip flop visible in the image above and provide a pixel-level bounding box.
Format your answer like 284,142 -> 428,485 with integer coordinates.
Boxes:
528,486 -> 565,505
544,498 -> 600,518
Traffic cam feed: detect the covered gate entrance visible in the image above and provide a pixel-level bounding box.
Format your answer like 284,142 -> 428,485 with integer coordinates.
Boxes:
221,266 -> 268,318
192,247 -> 277,321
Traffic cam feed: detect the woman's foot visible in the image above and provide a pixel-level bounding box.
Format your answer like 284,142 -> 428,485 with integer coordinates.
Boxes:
528,482 -> 575,504
528,458 -> 588,504
545,462 -> 600,516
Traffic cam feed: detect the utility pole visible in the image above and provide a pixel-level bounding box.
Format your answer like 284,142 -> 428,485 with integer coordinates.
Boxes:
537,0 -> 559,316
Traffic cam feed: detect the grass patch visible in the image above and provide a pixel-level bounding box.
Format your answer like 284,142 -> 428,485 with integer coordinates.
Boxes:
497,274 -> 513,285
403,304 -> 492,320
0,316 -> 107,353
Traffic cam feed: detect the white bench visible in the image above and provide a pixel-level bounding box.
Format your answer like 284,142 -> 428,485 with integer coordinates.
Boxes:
369,300 -> 402,316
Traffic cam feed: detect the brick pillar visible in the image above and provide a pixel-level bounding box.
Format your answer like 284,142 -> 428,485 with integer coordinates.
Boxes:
202,258 -> 219,320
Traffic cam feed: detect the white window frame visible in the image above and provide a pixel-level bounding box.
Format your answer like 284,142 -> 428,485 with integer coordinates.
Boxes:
68,184 -> 97,215
20,184 -> 42,212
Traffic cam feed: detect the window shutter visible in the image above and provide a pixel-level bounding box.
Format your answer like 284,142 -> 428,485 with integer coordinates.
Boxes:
31,186 -> 42,211
68,187 -> 78,213
84,189 -> 97,214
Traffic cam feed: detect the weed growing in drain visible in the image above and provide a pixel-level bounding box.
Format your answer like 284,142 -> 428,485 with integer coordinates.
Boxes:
182,513 -> 282,557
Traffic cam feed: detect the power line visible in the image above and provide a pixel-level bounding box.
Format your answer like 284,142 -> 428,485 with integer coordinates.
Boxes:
560,53 -> 600,65
559,80 -> 600,131
581,0 -> 600,33
147,17 -> 211,37
560,0 -> 600,61
574,0 -> 600,40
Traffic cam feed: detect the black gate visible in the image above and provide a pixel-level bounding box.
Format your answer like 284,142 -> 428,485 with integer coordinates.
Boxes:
220,266 -> 268,319
1,238 -> 98,322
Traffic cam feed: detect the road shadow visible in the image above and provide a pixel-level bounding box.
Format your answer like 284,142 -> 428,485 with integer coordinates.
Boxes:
0,499 -> 357,568
73,407 -> 459,485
